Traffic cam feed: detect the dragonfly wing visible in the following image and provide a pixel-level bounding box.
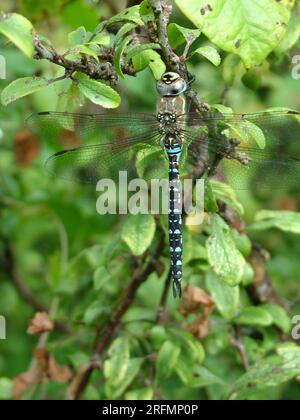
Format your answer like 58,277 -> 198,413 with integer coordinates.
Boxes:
27,111 -> 159,148
45,132 -> 163,184
181,110 -> 300,191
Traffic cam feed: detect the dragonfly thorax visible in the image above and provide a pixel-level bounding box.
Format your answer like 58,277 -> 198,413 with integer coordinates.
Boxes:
157,112 -> 181,136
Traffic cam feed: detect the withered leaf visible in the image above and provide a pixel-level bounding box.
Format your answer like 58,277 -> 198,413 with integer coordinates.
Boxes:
27,312 -> 54,335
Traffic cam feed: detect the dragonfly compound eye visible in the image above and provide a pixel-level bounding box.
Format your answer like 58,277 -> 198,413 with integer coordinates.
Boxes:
156,72 -> 188,97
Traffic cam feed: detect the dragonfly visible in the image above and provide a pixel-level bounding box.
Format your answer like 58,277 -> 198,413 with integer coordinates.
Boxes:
28,72 -> 300,298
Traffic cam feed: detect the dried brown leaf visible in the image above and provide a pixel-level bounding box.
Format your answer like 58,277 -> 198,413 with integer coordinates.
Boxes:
27,312 -> 54,335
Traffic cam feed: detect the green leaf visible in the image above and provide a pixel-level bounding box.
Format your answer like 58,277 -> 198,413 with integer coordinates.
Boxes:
233,343 -> 300,392
76,72 -> 120,108
107,5 -> 144,27
122,214 -> 156,256
174,0 -> 293,67
76,44 -> 100,61
139,0 -> 154,24
105,358 -> 143,399
68,26 -> 86,46
167,23 -> 201,49
191,366 -> 226,387
226,120 -> 266,149
1,76 -> 53,106
249,210 -> 300,234
206,271 -> 239,320
132,49 -> 166,80
211,104 -> 233,115
83,300 -> 111,323
0,12 -> 34,57
93,266 -> 111,291
191,45 -> 221,66
125,42 -> 161,64
234,306 -> 273,327
104,337 -> 130,387
206,214 -> 246,286
276,2 -> 300,53
231,230 -> 252,257
204,178 -> 219,213
156,340 -> 181,380
261,304 -> 291,334
149,325 -> 167,350
114,23 -> 135,47
210,180 -> 244,217
0,378 -> 13,400
125,387 -> 154,400
114,35 -> 132,78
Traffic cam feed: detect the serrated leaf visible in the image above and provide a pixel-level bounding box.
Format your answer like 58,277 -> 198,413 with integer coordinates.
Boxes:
114,35 -> 132,78
121,214 -> 156,256
0,12 -> 34,57
206,271 -> 239,320
192,45 -> 221,66
68,26 -> 86,46
175,0 -> 293,67
108,5 -> 144,27
1,76 -> 52,106
234,306 -> 273,327
249,210 -> 300,234
76,72 -> 120,108
132,49 -> 166,79
156,340 -> 181,380
167,23 -> 201,49
206,214 -> 246,286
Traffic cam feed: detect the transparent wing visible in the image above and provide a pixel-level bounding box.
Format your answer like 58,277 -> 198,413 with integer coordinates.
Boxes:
28,111 -> 164,184
27,111 -> 159,148
45,134 -> 164,184
180,110 -> 300,191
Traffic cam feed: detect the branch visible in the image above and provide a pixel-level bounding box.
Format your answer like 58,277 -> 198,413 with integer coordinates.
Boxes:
230,325 -> 250,371
149,0 -> 209,112
68,233 -> 165,400
33,35 -> 136,84
0,237 -> 69,334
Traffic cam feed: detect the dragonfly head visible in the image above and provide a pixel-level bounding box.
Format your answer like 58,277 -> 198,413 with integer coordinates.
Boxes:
156,72 -> 187,97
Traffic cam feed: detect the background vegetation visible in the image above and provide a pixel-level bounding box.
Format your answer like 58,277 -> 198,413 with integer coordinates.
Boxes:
0,0 -> 300,400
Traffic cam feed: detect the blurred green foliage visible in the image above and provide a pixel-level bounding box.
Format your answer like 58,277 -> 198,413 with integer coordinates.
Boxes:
0,0 -> 300,401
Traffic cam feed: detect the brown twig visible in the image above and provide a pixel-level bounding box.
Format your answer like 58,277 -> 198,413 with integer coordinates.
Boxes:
32,35 -> 136,84
149,0 -> 209,113
68,234 -> 165,400
0,237 -> 69,334
230,325 -> 250,371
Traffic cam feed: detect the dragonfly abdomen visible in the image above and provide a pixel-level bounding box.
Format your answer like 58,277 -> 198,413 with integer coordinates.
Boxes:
165,135 -> 183,298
